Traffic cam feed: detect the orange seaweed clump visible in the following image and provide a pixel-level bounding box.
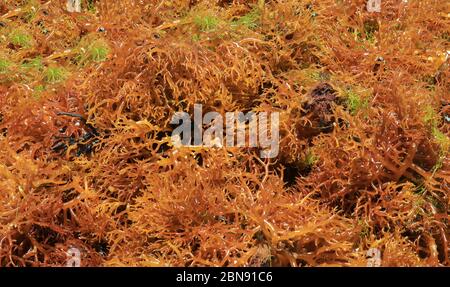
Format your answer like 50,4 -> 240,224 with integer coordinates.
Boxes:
0,0 -> 448,266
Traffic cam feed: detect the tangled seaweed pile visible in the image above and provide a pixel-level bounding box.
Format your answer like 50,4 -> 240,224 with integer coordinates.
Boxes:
0,0 -> 448,266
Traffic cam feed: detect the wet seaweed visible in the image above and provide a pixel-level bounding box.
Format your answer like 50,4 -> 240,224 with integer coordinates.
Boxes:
0,0 -> 448,266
